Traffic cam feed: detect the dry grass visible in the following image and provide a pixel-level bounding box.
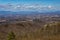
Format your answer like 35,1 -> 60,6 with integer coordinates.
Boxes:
0,21 -> 60,40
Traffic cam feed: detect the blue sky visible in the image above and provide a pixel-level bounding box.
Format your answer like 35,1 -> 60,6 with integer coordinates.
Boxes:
0,0 -> 60,4
0,0 -> 59,5
0,0 -> 60,12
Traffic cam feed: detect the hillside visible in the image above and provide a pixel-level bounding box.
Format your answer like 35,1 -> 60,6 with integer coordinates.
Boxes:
0,20 -> 60,40
0,11 -> 60,40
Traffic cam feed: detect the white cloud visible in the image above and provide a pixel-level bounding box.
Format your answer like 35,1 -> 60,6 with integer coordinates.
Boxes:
48,5 -> 52,9
0,4 -> 59,11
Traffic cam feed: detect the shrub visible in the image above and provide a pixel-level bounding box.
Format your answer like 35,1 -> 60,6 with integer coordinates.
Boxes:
7,31 -> 16,40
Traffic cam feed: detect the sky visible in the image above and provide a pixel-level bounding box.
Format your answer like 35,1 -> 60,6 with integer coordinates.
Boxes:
0,0 -> 60,12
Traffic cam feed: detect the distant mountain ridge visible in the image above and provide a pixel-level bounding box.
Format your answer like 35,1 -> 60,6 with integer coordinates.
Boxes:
0,11 -> 60,15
